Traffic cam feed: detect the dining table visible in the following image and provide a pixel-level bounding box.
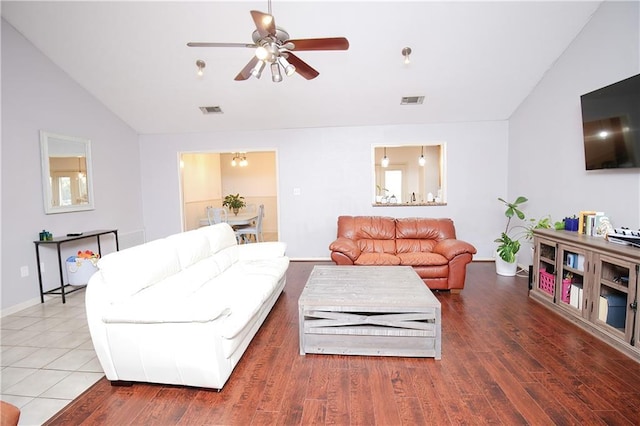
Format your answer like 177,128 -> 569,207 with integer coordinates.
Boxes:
199,211 -> 258,227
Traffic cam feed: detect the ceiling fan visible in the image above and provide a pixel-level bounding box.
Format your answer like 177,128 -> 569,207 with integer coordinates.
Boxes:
187,2 -> 349,82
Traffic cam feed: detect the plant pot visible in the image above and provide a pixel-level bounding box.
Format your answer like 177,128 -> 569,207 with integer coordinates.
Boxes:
495,252 -> 518,276
233,208 -> 239,215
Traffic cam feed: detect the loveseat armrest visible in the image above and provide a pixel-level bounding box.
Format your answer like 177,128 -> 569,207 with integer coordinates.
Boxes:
329,237 -> 361,264
237,241 -> 287,261
433,239 -> 477,261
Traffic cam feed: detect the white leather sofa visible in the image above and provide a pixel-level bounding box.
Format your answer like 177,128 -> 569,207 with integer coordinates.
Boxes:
85,223 -> 289,390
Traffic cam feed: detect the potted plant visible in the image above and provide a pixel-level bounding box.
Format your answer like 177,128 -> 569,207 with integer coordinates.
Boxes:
222,193 -> 246,215
494,196 -> 528,276
376,185 -> 389,203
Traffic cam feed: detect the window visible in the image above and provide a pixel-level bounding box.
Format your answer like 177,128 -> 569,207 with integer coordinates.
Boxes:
373,144 -> 446,205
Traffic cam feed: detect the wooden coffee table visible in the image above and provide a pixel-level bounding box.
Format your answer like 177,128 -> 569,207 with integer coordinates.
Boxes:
298,265 -> 441,359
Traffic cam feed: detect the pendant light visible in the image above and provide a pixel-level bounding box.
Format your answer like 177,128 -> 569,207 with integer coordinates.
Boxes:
418,146 -> 426,166
381,147 -> 389,168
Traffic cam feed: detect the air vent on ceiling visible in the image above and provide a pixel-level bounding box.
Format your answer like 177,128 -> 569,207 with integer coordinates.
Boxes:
400,96 -> 425,105
199,106 -> 223,114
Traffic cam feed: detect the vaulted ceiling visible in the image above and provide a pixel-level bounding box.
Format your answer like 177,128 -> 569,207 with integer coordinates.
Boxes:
1,1 -> 602,134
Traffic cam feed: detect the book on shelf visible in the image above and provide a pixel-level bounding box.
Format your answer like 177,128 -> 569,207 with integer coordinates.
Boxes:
570,283 -> 583,309
566,253 -> 585,270
578,211 -> 605,236
578,211 -> 596,235
593,212 -> 608,237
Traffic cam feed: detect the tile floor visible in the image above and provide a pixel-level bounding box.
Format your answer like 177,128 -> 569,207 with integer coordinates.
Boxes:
1,289 -> 103,425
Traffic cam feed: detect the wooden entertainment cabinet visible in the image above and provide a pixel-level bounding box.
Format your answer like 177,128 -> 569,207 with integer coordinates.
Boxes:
531,229 -> 639,361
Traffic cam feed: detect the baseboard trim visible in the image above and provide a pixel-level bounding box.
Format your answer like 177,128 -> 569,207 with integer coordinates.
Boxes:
0,296 -> 46,318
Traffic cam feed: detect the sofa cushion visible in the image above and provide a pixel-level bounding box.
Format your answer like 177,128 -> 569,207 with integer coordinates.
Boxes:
165,229 -> 211,269
397,252 -> 449,266
215,273 -> 280,340
396,239 -> 438,253
198,223 -> 239,254
358,239 -> 396,254
211,246 -> 239,273
355,252 -> 401,265
237,241 -> 288,261
337,216 -> 396,240
396,218 -> 457,240
102,274 -> 230,324
97,239 -> 181,302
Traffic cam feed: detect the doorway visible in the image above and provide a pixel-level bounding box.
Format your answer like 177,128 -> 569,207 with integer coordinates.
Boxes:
179,151 -> 279,241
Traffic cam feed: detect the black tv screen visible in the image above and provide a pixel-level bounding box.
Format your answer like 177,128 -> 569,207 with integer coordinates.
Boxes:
580,73 -> 640,170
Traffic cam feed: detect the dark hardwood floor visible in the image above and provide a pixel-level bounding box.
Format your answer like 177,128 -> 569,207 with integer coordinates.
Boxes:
45,261 -> 640,425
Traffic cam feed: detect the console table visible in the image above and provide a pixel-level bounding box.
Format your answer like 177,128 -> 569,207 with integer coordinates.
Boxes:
531,229 -> 639,361
34,229 -> 119,303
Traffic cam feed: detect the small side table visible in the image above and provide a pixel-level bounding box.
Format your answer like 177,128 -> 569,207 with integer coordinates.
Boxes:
34,229 -> 119,303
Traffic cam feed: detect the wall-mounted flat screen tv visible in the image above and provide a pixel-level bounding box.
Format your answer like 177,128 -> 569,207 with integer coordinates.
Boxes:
580,73 -> 640,170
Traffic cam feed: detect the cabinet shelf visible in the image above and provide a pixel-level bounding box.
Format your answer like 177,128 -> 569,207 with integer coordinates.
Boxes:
531,229 -> 639,361
540,256 -> 555,265
562,265 -> 584,275
600,279 -> 629,294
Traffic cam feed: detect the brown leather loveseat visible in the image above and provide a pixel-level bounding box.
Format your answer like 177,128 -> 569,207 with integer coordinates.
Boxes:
329,216 -> 477,292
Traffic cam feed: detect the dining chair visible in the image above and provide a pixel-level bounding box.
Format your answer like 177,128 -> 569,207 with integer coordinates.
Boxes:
235,204 -> 264,243
206,206 -> 228,225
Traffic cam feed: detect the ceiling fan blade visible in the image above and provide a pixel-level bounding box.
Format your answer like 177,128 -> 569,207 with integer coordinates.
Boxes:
285,52 -> 320,80
250,10 -> 276,38
287,37 -> 349,51
187,42 -> 256,48
234,56 -> 260,81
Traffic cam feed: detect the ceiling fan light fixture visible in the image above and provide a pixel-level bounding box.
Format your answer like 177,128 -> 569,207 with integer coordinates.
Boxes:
255,46 -> 269,60
251,60 -> 266,78
278,57 -> 296,76
271,62 -> 282,82
261,15 -> 274,27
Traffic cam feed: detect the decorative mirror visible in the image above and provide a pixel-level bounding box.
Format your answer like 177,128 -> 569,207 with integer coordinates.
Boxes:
373,143 -> 447,206
40,131 -> 94,214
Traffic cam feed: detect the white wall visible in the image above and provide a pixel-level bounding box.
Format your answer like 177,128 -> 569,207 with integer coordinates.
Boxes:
139,2 -> 639,265
6,2 -> 635,313
139,121 -> 508,259
1,20 -> 144,311
509,1 -> 640,265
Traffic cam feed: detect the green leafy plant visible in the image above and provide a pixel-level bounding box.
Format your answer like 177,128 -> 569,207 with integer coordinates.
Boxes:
522,216 -> 553,241
376,184 -> 388,195
222,193 -> 246,211
494,196 -> 528,263
495,197 -> 564,263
